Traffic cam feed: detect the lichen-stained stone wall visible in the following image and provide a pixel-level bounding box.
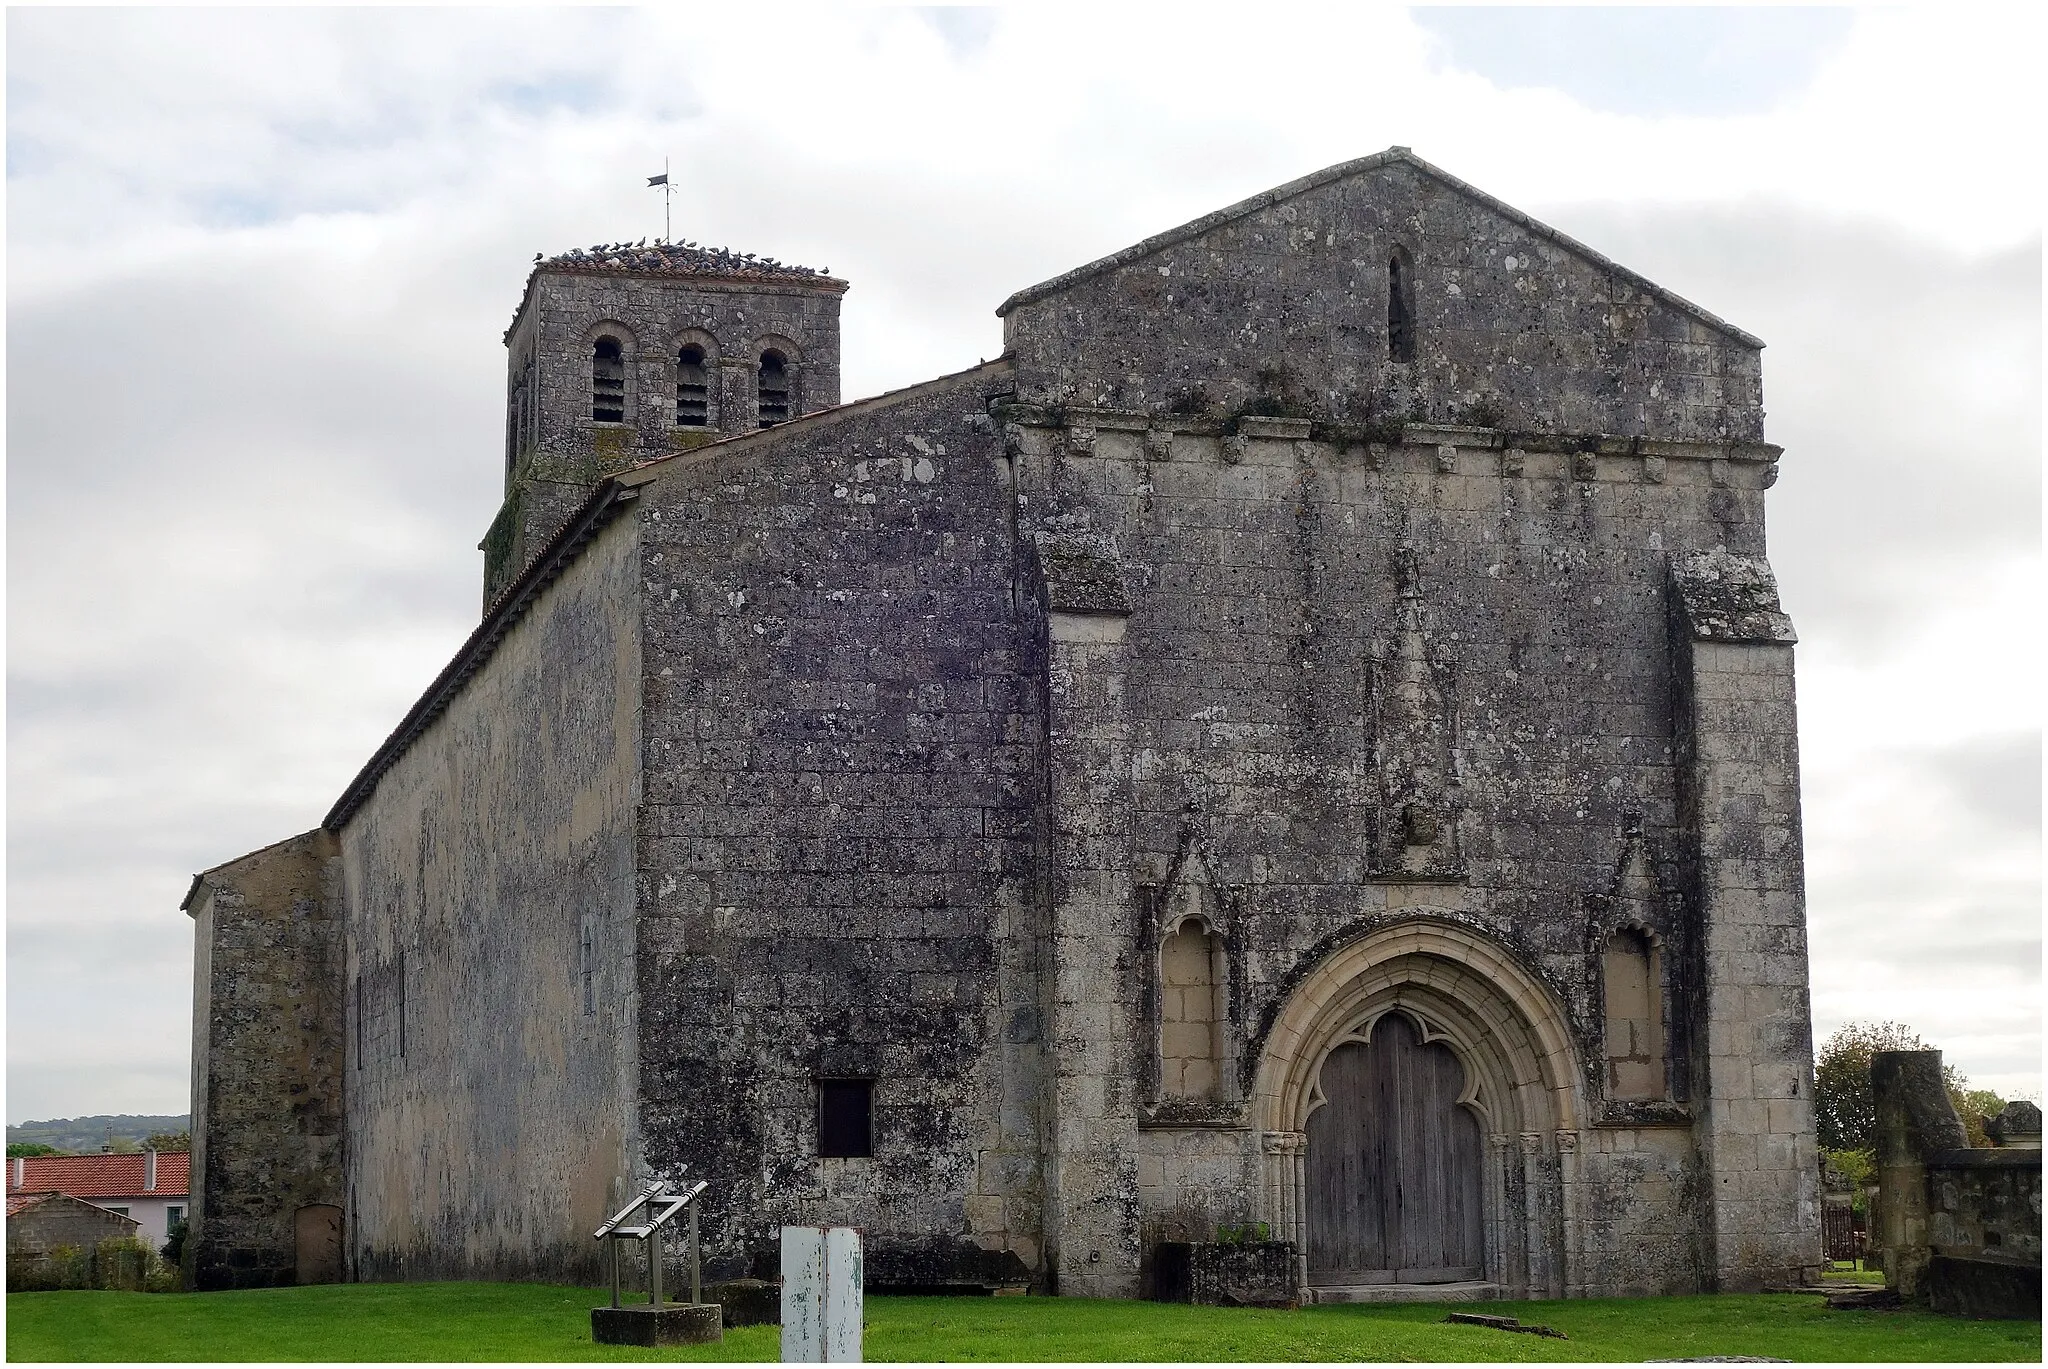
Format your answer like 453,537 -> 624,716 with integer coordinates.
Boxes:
486,268 -> 845,604
628,361 -> 1044,1289
1001,407 -> 1806,1295
1000,151 -> 1762,445
184,829 -> 344,1290
338,513 -> 643,1284
189,151 -> 1817,1303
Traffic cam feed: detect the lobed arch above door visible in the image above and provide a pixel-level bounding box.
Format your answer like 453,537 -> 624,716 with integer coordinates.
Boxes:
1250,915 -> 1588,1299
1253,917 -> 1585,1139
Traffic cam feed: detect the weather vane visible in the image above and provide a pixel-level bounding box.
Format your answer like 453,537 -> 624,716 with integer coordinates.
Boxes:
647,159 -> 673,243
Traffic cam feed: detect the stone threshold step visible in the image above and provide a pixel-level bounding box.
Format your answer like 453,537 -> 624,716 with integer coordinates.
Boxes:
1309,1281 -> 1502,1304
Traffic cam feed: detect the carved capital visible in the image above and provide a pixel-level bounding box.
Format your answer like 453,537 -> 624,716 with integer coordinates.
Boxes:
1144,428 -> 1173,461
1065,425 -> 1097,457
1262,1130 -> 1307,1156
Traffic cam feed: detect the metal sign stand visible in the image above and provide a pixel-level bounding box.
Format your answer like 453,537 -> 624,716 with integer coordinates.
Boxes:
590,1177 -> 722,1346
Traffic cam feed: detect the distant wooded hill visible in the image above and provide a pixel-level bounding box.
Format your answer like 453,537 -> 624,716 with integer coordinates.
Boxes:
6,1114 -> 191,1154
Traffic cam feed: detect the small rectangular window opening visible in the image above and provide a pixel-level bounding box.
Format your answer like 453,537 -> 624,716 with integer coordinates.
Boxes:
817,1078 -> 873,1158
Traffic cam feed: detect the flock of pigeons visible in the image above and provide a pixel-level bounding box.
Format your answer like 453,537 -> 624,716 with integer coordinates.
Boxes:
538,238 -> 830,278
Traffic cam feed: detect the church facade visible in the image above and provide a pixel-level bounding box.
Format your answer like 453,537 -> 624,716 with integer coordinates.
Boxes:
181,148 -> 1821,1300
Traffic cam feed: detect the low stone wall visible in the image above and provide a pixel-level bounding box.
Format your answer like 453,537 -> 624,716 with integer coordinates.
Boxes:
1924,1149 -> 2041,1319
1150,1241 -> 1297,1307
1872,1051 -> 2041,1319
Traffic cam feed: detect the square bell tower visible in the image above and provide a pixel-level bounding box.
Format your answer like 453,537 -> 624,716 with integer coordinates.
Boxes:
483,241 -> 848,606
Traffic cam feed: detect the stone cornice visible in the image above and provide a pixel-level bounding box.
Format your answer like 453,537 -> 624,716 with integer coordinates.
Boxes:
993,403 -> 1781,468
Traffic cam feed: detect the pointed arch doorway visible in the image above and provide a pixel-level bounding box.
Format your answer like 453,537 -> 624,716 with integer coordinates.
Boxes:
1305,1010 -> 1484,1284
1251,918 -> 1589,1300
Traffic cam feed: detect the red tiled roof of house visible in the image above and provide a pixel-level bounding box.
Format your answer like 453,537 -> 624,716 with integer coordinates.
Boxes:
8,1191 -> 46,1216
7,1152 -> 189,1199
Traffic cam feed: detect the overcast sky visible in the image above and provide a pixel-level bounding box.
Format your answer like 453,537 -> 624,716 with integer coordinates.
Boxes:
7,6 -> 2040,1124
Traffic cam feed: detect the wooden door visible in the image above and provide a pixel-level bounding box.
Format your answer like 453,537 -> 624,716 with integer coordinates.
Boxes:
1306,1011 -> 1484,1284
294,1204 -> 344,1285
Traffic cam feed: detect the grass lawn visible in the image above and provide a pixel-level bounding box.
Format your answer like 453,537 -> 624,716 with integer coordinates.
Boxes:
7,1282 -> 2040,1362
1820,1259 -> 1883,1282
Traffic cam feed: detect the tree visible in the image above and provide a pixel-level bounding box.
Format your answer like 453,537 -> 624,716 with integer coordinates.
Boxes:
144,1131 -> 191,1153
5,1142 -> 65,1158
1951,1088 -> 2007,1149
1814,1020 -> 2003,1152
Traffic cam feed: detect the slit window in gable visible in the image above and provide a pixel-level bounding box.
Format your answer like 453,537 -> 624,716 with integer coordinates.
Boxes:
1388,247 -> 1417,363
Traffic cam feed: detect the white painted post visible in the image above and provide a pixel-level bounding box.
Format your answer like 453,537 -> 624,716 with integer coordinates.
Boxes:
823,1227 -> 863,1363
779,1226 -> 863,1363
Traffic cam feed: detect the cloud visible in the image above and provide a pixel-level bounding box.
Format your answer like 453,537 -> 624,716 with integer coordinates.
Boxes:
5,8 -> 2038,1121
1543,205 -> 2042,654
1413,6 -> 1856,117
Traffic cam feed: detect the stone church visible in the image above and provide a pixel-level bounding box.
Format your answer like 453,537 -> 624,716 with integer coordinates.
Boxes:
181,147 -> 1821,1300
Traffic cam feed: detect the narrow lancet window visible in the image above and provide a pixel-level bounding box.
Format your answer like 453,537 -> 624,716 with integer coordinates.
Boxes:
675,345 -> 710,426
1603,927 -> 1664,1099
1160,921 -> 1226,1102
591,336 -> 626,422
1388,247 -> 1417,363
757,349 -> 790,427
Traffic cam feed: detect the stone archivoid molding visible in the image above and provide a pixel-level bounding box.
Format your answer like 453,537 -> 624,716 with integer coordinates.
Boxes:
1249,916 -> 1586,1298
995,147 -> 1763,350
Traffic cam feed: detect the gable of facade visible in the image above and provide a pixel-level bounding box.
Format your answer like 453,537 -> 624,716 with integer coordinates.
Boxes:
1001,148 -> 1762,444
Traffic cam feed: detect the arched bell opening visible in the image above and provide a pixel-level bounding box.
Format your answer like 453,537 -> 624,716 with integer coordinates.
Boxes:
1252,917 -> 1587,1300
